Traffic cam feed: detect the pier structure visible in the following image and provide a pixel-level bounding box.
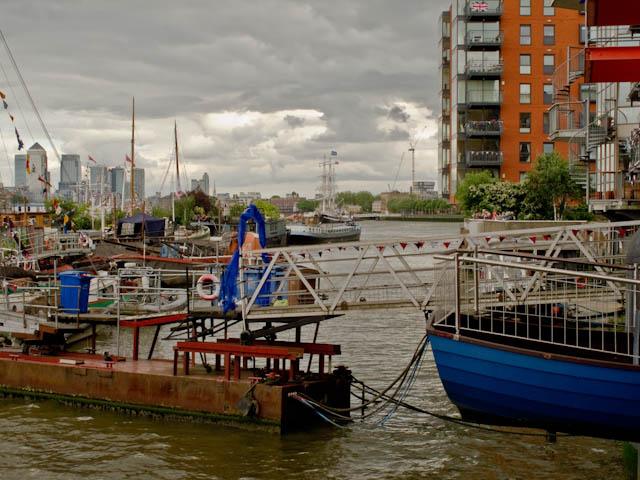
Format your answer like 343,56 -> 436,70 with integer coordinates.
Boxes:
1,219 -> 640,429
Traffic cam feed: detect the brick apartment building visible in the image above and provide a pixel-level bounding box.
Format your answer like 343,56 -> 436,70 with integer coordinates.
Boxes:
438,0 -> 587,203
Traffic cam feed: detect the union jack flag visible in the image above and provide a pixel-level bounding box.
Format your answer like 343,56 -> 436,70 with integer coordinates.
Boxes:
471,1 -> 488,12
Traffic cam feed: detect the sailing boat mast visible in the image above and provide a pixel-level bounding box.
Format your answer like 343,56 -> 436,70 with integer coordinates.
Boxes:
175,120 -> 181,196
130,97 -> 135,215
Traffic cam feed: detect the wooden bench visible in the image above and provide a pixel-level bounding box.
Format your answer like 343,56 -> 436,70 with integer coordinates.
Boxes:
216,339 -> 340,377
173,341 -> 304,381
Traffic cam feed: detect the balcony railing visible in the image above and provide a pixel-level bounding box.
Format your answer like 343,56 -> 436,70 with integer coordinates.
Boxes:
465,150 -> 503,167
466,90 -> 503,107
548,101 -> 587,141
464,0 -> 503,18
465,30 -> 504,49
465,120 -> 503,136
465,60 -> 503,77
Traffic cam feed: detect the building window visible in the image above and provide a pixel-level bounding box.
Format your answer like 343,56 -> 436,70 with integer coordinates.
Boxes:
579,25 -> 586,44
579,83 -> 597,102
543,84 -> 553,105
520,83 -> 531,104
520,0 -> 531,15
519,112 -> 531,133
520,142 -> 531,163
543,0 -> 555,15
543,112 -> 550,134
544,25 -> 555,45
520,54 -> 531,74
543,142 -> 555,154
543,54 -> 555,75
520,25 -> 531,45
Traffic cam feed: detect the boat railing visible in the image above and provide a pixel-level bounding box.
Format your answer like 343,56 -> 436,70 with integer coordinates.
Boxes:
429,251 -> 640,362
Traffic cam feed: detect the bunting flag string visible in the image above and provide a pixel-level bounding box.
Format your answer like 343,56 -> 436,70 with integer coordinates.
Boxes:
443,241 -> 450,248
88,155 -> 96,163
543,235 -> 550,241
0,90 -> 26,151
529,236 -> 536,244
415,241 -> 424,249
377,246 -> 385,252
400,242 -> 407,250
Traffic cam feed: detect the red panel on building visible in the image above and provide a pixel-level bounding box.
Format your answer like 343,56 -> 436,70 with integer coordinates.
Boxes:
585,46 -> 640,82
587,0 -> 640,26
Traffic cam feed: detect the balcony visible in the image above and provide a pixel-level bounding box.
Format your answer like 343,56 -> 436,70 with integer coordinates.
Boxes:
465,120 -> 503,137
441,87 -> 451,98
440,138 -> 451,149
465,90 -> 503,108
548,102 -> 587,142
465,30 -> 504,49
466,150 -> 503,167
464,59 -> 503,78
464,0 -> 503,19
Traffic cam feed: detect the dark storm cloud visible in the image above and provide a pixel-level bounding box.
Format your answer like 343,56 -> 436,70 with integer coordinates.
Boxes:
388,105 -> 411,123
0,0 -> 452,195
284,115 -> 305,128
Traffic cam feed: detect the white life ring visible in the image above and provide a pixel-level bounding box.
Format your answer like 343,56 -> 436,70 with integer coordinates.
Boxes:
196,274 -> 219,301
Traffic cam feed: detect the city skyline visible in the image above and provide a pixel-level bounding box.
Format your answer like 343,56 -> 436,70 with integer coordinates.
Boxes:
0,1 -> 448,198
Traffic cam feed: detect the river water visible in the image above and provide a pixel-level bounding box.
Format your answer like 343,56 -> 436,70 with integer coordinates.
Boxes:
0,221 -> 626,479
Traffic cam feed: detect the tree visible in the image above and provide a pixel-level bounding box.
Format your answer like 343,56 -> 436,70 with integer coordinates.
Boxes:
174,195 -> 196,225
152,206 -> 172,219
524,152 -> 580,220
229,203 -> 246,218
296,198 -> 318,212
253,199 -> 280,219
455,171 -> 499,216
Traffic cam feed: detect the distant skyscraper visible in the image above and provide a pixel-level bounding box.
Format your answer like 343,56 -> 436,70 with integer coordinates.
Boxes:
89,165 -> 110,193
111,167 -> 124,195
58,154 -> 80,200
14,155 -> 26,187
15,143 -> 48,201
191,172 -> 210,195
133,167 -> 145,200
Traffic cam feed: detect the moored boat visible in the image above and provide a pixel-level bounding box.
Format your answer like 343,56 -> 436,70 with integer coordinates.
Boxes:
287,222 -> 361,245
425,249 -> 640,441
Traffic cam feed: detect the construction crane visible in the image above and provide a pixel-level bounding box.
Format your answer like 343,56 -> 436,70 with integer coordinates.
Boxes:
408,126 -> 428,194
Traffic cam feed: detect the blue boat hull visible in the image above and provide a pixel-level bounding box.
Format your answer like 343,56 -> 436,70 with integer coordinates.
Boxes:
428,331 -> 640,441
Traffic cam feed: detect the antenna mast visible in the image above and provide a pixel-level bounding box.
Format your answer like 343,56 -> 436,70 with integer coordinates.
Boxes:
130,97 -> 135,214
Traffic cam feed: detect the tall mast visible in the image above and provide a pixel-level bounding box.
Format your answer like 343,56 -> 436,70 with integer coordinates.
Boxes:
175,120 -> 181,195
130,97 -> 135,214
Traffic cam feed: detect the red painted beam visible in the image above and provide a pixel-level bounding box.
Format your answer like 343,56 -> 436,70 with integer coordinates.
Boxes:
216,338 -> 341,356
587,0 -> 640,27
586,46 -> 640,82
120,313 -> 187,328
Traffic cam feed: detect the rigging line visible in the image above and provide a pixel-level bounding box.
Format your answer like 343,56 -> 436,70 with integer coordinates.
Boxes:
0,29 -> 60,163
159,151 -> 174,194
351,379 -> 576,438
0,57 -> 34,142
0,126 -> 11,185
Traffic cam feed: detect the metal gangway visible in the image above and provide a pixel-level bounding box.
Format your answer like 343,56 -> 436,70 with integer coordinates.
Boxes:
1,220 -> 640,357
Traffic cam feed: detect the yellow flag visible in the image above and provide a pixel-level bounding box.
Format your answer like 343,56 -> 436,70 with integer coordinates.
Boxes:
26,154 -> 30,174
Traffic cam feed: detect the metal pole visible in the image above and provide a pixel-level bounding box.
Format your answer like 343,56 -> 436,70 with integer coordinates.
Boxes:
634,264 -> 639,365
116,275 -> 121,356
454,252 -> 460,335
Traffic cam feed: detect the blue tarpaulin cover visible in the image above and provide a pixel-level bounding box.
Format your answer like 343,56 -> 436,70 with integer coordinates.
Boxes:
220,204 -> 269,312
117,213 -> 165,237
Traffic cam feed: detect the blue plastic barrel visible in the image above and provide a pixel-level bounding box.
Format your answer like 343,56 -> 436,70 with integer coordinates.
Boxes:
59,270 -> 93,313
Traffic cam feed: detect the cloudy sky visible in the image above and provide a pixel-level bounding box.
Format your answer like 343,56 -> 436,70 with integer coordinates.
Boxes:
0,0 -> 450,198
